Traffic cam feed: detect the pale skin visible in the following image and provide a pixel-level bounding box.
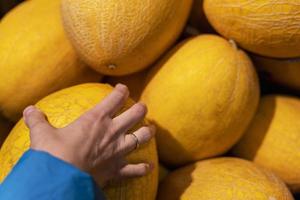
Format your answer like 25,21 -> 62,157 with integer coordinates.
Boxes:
22,84 -> 155,187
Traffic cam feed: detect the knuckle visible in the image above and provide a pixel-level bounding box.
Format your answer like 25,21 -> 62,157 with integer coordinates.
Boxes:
80,118 -> 94,129
108,125 -> 118,136
29,121 -> 43,130
82,110 -> 109,126
83,112 -> 98,122
139,127 -> 152,141
96,110 -> 107,120
143,126 -> 152,135
79,117 -> 98,132
80,123 -> 91,133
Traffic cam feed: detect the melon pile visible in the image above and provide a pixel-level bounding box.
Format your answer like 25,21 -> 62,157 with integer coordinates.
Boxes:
0,0 -> 300,199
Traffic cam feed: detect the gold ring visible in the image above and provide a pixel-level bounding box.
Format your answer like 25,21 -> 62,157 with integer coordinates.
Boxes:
130,133 -> 140,150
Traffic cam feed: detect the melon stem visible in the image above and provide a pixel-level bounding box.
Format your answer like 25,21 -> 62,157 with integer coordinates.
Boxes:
108,64 -> 117,70
229,39 -> 238,50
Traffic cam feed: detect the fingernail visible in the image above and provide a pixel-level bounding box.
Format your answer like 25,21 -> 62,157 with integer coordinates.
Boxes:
137,102 -> 147,113
24,105 -> 36,116
116,84 -> 129,95
115,83 -> 126,90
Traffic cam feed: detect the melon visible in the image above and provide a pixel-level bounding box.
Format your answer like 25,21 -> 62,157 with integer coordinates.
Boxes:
204,0 -> 300,58
233,95 -> 300,192
105,70 -> 149,101
253,55 -> 300,91
141,34 -> 259,166
0,0 -> 101,121
157,157 -> 293,200
0,83 -> 158,200
61,0 -> 193,76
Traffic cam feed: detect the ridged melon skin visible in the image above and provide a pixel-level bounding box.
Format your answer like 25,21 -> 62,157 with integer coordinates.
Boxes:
0,0 -> 101,121
204,0 -> 300,58
253,55 -> 300,91
0,83 -> 158,200
141,35 -> 259,167
61,0 -> 193,76
233,95 -> 300,192
157,157 -> 293,200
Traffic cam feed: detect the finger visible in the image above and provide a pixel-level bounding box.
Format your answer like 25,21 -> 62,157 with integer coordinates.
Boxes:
23,106 -> 51,130
120,126 -> 155,154
23,106 -> 54,142
118,163 -> 154,179
87,84 -> 129,119
112,103 -> 147,135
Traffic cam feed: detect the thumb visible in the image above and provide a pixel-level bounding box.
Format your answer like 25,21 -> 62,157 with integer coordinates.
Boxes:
23,105 -> 50,130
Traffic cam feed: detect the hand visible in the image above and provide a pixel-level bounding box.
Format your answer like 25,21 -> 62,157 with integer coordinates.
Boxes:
22,84 -> 155,187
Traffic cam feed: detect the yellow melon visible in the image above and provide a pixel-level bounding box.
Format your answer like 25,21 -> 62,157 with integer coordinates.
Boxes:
233,95 -> 300,192
0,116 -> 13,148
253,55 -> 300,91
157,157 -> 293,200
0,0 -> 101,121
61,0 -> 193,76
105,70 -> 149,101
0,83 -> 158,200
141,34 -> 259,166
204,0 -> 300,58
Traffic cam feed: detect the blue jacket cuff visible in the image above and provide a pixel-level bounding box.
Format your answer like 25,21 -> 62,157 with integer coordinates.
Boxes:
0,149 -> 106,200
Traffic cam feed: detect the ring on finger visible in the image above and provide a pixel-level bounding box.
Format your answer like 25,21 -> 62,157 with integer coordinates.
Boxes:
130,133 -> 140,150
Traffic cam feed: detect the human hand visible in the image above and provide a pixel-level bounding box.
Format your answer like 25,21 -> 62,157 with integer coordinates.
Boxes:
22,84 -> 155,187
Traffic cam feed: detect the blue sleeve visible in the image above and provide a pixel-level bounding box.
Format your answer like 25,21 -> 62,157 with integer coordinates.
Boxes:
0,149 -> 106,200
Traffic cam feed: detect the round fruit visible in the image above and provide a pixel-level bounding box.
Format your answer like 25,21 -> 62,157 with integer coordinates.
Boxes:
253,55 -> 300,91
61,0 -> 193,76
204,0 -> 300,58
105,69 -> 149,101
0,0 -> 101,121
157,157 -> 293,200
0,83 -> 158,200
233,95 -> 300,192
141,34 -> 259,166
